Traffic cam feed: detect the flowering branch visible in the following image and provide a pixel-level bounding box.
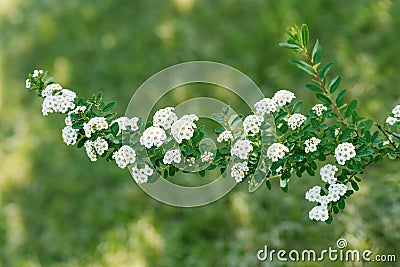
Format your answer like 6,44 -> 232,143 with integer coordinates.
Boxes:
24,24 -> 399,224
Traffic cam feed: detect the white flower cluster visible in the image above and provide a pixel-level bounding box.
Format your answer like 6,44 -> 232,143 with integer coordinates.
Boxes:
201,151 -> 214,162
140,126 -> 167,148
83,117 -> 109,138
267,143 -> 289,162
186,157 -> 196,167
304,137 -> 321,153
305,164 -> 348,222
308,206 -> 329,222
26,79 -> 31,89
319,164 -> 338,184
217,130 -> 233,142
231,162 -> 249,183
254,97 -> 278,116
171,114 -> 199,143
163,149 -> 182,164
62,126 -> 78,145
153,107 -> 178,130
334,142 -> 356,165
272,90 -> 296,107
312,104 -> 328,116
111,116 -> 139,134
231,140 -> 253,160
386,104 -> 400,125
131,164 -> 153,184
243,115 -> 264,134
84,137 -> 109,162
112,145 -> 136,169
33,69 -> 43,77
41,84 -> 76,116
286,113 -> 306,130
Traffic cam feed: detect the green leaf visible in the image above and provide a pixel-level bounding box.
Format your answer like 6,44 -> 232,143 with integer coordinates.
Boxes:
301,24 -> 309,48
279,42 -> 301,50
103,102 -> 116,112
77,137 -> 87,148
110,122 -> 119,136
325,216 -> 333,224
72,121 -> 84,130
350,180 -> 359,191
345,99 -> 358,118
311,39 -> 322,64
328,76 -> 341,93
318,62 -> 333,81
105,112 -> 117,120
223,105 -> 230,116
335,89 -> 347,107
289,60 -> 314,76
211,113 -> 226,124
265,179 -> 272,190
338,198 -> 346,209
316,93 -> 331,106
305,84 -> 323,93
199,170 -> 206,177
292,101 -> 303,113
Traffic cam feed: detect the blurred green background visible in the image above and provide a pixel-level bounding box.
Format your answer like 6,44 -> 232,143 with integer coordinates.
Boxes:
0,0 -> 399,266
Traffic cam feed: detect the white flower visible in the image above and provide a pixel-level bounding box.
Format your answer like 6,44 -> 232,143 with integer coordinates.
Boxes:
304,137 -> 321,153
111,116 -> 139,134
286,113 -> 306,130
112,145 -> 136,169
308,205 -> 329,222
335,142 -> 356,165
305,186 -> 322,203
231,140 -> 253,160
231,162 -> 249,183
272,90 -> 296,107
25,79 -> 31,89
170,114 -> 199,143
267,143 -> 289,162
186,157 -> 196,166
201,151 -> 214,162
320,164 -> 338,184
334,128 -> 340,136
83,138 -> 109,161
312,104 -> 328,116
93,137 -> 108,155
32,69 -> 43,78
243,115 -> 264,134
62,126 -> 78,145
217,130 -> 233,142
328,183 -> 347,197
139,126 -> 167,148
254,98 -> 278,116
386,116 -> 398,126
41,88 -> 76,116
131,164 -> 153,184
84,140 -> 97,162
392,104 -> 400,118
163,149 -> 182,164
83,117 -> 109,138
42,83 -> 62,98
153,107 -> 178,130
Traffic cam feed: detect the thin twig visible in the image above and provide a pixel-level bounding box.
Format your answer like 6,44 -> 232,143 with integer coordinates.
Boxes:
377,123 -> 397,149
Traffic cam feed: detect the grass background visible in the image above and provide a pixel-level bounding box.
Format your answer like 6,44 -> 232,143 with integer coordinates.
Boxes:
0,0 -> 399,266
